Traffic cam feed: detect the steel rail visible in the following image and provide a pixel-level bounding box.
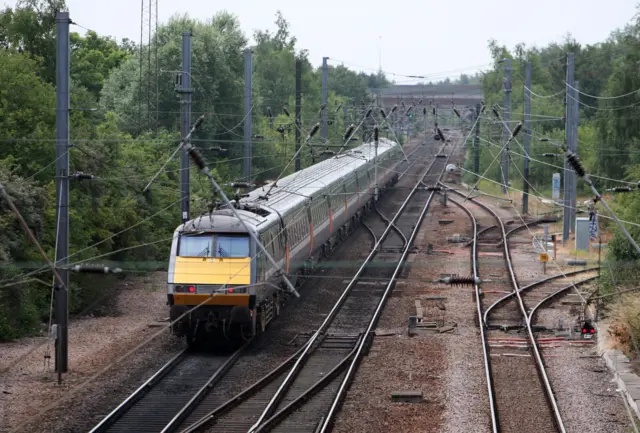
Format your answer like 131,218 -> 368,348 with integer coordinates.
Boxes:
483,268 -> 599,326
88,349 -> 188,433
161,342 -> 250,433
528,276 -> 598,323
180,342 -> 311,433
246,142 -> 447,432
253,335 -> 363,432
317,137 -> 457,433
448,196 -> 499,433
445,185 -> 567,433
180,142 -> 434,433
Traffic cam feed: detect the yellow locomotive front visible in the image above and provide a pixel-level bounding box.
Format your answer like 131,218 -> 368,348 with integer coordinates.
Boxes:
167,214 -> 259,344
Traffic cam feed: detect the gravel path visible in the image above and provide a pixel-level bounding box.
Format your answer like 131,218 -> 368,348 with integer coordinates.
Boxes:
0,272 -> 183,433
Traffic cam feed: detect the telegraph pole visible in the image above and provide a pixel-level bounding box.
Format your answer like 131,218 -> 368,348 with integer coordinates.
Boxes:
501,58 -> 512,194
321,56 -> 328,143
474,103 -> 481,178
295,57 -> 302,172
179,32 -> 192,223
55,11 -> 70,374
243,48 -> 253,182
563,53 -> 574,244
523,61 -> 532,214
570,81 -> 579,233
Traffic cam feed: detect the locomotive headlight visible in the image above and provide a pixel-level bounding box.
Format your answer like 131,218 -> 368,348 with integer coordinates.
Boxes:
446,164 -> 457,173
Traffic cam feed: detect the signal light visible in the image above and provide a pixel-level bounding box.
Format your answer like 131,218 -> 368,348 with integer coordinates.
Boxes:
189,286 -> 195,293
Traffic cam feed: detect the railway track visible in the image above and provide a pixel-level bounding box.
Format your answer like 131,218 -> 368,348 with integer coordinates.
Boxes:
89,344 -> 247,433
89,137 -> 443,433
446,187 -> 569,433
178,137 -> 457,433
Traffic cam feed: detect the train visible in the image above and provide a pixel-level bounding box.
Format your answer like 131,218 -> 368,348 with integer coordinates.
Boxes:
167,138 -> 404,344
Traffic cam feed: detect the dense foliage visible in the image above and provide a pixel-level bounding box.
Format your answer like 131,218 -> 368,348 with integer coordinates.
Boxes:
0,1 -> 390,339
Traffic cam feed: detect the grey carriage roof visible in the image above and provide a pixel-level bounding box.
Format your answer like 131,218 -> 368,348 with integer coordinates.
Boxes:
242,138 -> 398,213
178,138 -> 398,232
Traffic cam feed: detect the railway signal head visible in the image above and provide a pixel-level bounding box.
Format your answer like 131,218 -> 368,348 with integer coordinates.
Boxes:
581,321 -> 595,339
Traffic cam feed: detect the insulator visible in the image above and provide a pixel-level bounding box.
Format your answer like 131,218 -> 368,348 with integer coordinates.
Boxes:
380,108 -> 387,119
308,123 -> 320,139
540,153 -> 559,157
406,106 -> 413,115
187,145 -> 206,170
423,107 -> 427,115
71,171 -> 95,180
194,115 -> 205,130
453,108 -> 461,118
320,150 -> 336,156
390,105 -> 398,114
565,151 -> 586,177
401,101 -> 405,108
365,108 -> 373,118
71,264 -> 122,274
418,99 -> 423,105
512,122 -> 523,137
374,126 -> 379,141
335,103 -> 342,112
492,107 -> 500,118
437,128 -> 446,142
267,107 -> 273,118
608,187 -> 634,192
343,124 -> 355,141
283,106 -> 290,117
432,107 -> 436,115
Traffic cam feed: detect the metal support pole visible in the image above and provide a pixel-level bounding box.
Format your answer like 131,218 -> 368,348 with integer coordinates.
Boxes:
320,56 -> 328,143
570,81 -> 579,232
374,128 -> 379,201
424,107 -> 428,145
523,62 -> 532,214
474,103 -> 481,178
563,53 -> 574,244
179,31 -> 192,223
501,58 -> 512,194
244,48 -> 253,182
55,11 -> 70,374
294,57 -> 302,172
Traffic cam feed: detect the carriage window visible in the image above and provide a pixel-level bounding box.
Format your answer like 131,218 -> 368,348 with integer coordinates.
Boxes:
215,235 -> 250,258
179,235 -> 214,257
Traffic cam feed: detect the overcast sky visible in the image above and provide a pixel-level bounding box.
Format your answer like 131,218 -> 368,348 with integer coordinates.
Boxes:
5,0 -> 639,81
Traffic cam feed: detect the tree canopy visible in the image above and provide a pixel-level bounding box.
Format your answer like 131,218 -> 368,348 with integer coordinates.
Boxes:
0,1 -> 392,340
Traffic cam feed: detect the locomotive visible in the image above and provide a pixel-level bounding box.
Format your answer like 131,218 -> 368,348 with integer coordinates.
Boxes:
167,138 -> 403,344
